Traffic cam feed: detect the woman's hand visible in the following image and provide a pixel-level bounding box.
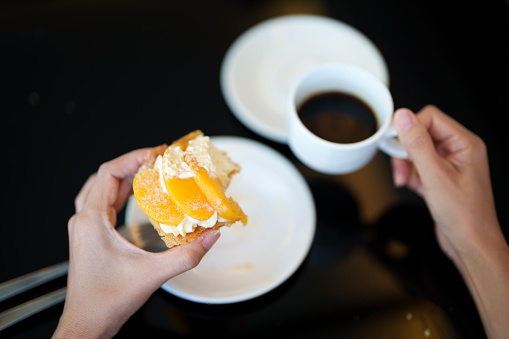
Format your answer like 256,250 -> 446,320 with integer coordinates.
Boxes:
391,105 -> 509,339
392,105 -> 500,260
53,149 -> 220,338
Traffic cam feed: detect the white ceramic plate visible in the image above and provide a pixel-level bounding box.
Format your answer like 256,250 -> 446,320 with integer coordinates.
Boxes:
125,136 -> 316,304
220,14 -> 389,143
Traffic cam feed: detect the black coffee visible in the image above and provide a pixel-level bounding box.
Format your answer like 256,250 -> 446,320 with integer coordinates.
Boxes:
297,91 -> 378,144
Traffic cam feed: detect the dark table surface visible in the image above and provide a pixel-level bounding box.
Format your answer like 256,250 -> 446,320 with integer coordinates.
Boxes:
1,0 -> 508,338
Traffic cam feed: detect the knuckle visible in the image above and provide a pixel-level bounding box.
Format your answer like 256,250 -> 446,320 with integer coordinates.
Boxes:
421,104 -> 441,116
467,133 -> 488,162
68,214 -> 78,230
68,211 -> 96,235
67,212 -> 85,237
74,196 -> 82,211
68,212 -> 85,229
422,104 -> 438,112
178,248 -> 203,271
405,132 -> 430,152
73,197 -> 79,209
97,162 -> 111,175
472,134 -> 486,152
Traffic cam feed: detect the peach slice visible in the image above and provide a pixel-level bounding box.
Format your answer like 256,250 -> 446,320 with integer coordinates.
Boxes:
133,169 -> 184,225
163,176 -> 216,221
162,129 -> 216,221
193,166 -> 246,221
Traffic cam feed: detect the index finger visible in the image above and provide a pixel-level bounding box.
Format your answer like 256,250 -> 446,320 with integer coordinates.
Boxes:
416,105 -> 476,159
75,173 -> 97,213
85,148 -> 150,223
99,148 -> 150,181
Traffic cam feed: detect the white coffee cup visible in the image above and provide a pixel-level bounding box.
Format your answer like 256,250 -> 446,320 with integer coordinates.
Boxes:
287,62 -> 407,175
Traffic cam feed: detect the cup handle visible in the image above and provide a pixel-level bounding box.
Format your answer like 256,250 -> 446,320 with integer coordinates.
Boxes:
379,124 -> 408,159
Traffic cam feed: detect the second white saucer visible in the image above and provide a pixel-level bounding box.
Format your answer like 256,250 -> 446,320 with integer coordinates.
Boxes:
220,14 -> 389,143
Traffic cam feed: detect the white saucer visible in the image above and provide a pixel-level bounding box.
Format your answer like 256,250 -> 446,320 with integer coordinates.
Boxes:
220,14 -> 389,143
125,136 -> 316,304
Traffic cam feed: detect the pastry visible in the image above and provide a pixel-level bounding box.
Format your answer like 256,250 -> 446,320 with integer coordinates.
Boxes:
133,130 -> 246,247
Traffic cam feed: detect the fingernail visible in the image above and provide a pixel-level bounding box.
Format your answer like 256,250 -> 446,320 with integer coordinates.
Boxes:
395,109 -> 414,131
202,230 -> 220,250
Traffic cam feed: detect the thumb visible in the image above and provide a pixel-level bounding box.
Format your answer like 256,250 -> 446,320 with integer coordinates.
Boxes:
155,229 -> 221,280
393,108 -> 440,171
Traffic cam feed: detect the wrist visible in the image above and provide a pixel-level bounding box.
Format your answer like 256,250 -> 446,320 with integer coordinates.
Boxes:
449,221 -> 509,339
442,214 -> 501,262
449,218 -> 508,277
53,302 -> 125,339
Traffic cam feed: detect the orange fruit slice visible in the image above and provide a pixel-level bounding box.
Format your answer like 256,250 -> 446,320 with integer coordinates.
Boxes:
193,166 -> 245,221
162,130 -> 216,221
133,169 -> 184,225
163,175 -> 215,221
134,130 -> 245,227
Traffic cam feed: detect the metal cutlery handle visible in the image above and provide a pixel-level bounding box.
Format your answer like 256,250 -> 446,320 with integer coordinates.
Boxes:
0,223 -> 160,331
0,261 -> 69,303
0,223 -> 159,304
0,287 -> 67,331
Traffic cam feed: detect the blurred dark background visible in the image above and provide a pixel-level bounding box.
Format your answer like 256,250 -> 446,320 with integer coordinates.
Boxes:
1,0 -> 508,338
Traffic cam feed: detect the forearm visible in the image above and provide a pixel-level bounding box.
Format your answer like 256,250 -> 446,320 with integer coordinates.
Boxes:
452,223 -> 509,339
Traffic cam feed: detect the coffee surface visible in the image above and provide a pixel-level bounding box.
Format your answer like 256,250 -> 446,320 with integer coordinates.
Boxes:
297,91 -> 378,144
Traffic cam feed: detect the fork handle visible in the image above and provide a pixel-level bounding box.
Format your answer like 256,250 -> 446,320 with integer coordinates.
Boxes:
0,287 -> 67,331
0,261 -> 69,303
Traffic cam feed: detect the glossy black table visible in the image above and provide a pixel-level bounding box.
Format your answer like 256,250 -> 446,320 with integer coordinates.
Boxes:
1,0 -> 508,338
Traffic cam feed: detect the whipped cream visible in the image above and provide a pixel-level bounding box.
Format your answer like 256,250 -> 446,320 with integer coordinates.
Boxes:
153,153 -> 230,237
163,136 -> 237,187
159,211 -> 219,237
162,145 -> 193,179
